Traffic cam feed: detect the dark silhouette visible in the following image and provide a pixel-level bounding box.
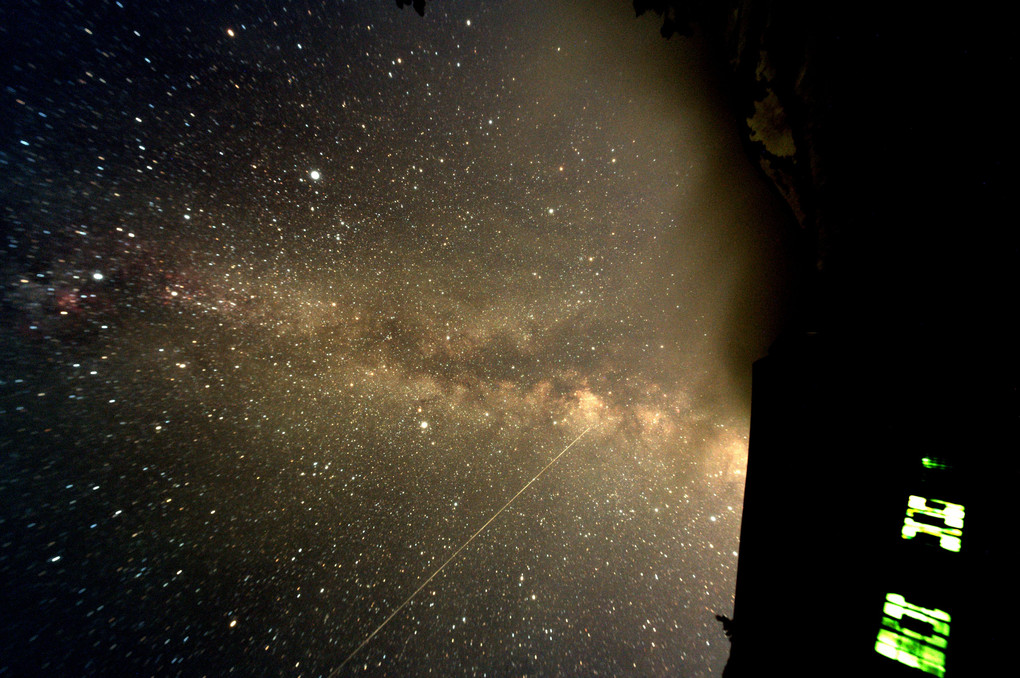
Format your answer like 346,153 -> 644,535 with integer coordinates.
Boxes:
716,614 -> 735,640
396,0 -> 426,17
632,0 -> 713,38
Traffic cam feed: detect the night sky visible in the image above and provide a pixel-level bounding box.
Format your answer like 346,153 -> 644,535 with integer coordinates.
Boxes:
1,1 -> 794,675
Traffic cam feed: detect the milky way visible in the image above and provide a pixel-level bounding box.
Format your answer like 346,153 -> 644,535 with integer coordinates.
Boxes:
1,1 -> 793,675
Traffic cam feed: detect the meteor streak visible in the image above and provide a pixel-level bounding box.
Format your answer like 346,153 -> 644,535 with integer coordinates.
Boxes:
330,424 -> 597,675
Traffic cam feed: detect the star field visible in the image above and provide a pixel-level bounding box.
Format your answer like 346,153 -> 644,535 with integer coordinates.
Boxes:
1,1 -> 793,675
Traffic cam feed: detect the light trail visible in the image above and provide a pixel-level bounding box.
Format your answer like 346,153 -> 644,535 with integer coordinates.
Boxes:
330,423 -> 597,675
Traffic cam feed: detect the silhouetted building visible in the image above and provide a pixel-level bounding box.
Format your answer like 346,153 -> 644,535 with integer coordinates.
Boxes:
722,329 -> 999,677
709,2 -> 1011,672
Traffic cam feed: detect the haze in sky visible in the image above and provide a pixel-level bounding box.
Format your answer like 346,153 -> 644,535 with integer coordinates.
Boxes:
1,1 -> 794,675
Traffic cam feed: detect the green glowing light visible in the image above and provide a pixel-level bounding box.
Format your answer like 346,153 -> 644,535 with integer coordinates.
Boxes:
901,496 -> 965,552
921,457 -> 949,470
875,593 -> 950,677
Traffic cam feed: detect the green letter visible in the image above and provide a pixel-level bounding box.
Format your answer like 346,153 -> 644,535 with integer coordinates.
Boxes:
900,495 -> 964,552
874,593 -> 950,677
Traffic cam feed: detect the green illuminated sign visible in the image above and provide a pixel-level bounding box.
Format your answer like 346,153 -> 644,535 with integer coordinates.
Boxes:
875,593 -> 951,677
900,495 -> 965,553
874,462 -> 962,674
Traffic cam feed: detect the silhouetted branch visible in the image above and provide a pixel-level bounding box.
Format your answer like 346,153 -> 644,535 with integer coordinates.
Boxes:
716,614 -> 736,640
396,0 -> 426,18
633,1 -> 713,38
